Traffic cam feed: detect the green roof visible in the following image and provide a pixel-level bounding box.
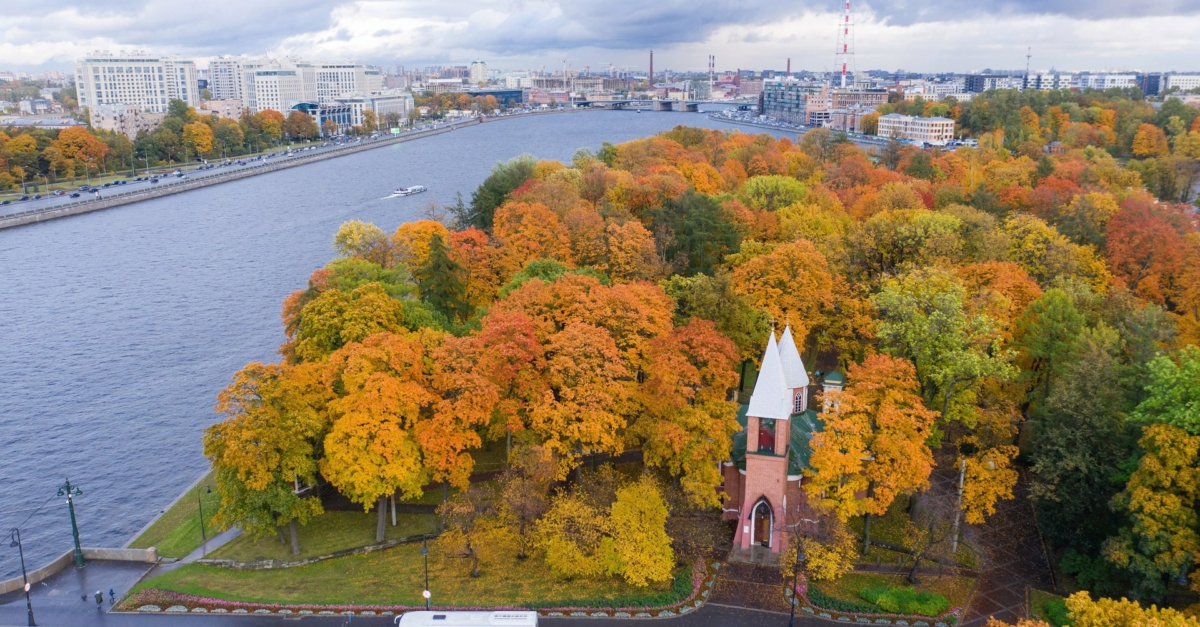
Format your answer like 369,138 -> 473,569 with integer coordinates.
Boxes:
822,371 -> 845,385
729,403 -> 823,475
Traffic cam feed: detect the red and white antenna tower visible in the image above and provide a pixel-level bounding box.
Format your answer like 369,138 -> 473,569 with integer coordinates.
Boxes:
834,0 -> 856,88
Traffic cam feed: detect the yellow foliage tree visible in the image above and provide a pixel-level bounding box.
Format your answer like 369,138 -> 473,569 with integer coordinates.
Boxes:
182,121 -> 214,157
610,476 -> 674,587
392,219 -> 450,269
1132,123 -> 1170,158
1065,591 -> 1200,627
534,492 -> 618,579
781,517 -> 858,582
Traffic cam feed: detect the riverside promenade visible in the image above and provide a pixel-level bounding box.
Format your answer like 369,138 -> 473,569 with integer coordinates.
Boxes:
0,108 -> 584,232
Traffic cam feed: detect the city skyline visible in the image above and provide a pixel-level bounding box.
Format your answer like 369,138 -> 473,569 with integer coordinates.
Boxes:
3,0 -> 1200,74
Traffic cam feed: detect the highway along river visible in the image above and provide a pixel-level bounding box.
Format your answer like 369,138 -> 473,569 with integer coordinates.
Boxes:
0,108 -> 791,576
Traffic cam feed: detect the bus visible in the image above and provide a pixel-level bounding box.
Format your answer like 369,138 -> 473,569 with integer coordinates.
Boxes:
396,611 -> 538,626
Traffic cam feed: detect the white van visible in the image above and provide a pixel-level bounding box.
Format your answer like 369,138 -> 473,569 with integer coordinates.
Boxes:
397,611 -> 538,626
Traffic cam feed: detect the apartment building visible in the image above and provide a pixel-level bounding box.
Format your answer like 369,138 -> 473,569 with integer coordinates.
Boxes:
199,99 -> 244,120
965,74 -> 1023,93
75,51 -> 194,113
1163,74 -> 1200,93
876,113 -> 955,145
333,90 -> 414,128
89,104 -> 167,139
469,60 -> 487,85
761,79 -> 807,124
1075,73 -> 1137,90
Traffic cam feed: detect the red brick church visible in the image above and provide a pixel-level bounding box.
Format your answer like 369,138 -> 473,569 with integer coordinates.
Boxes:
721,326 -> 842,557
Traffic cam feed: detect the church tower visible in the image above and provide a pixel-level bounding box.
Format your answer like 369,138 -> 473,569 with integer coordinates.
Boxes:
732,325 -> 810,554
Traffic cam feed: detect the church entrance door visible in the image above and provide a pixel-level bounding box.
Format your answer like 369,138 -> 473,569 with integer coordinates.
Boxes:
753,500 -> 772,547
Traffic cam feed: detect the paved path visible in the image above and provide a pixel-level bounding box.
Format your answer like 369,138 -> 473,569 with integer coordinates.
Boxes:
960,470 -> 1054,627
708,562 -> 790,613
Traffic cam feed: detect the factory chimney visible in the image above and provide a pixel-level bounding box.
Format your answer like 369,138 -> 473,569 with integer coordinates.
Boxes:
649,50 -> 654,97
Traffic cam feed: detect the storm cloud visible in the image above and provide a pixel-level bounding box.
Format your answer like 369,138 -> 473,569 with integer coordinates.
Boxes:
2,0 -> 1198,71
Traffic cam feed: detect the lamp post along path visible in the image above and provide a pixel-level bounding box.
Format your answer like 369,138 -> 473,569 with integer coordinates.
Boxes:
57,478 -> 85,568
10,528 -> 37,626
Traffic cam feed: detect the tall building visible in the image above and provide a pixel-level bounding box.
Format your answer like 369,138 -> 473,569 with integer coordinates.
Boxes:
162,58 -> 199,106
761,78 -> 807,124
469,60 -> 487,85
75,51 -> 199,113
89,104 -> 167,139
208,56 -> 246,101
314,63 -> 382,104
249,68 -> 306,113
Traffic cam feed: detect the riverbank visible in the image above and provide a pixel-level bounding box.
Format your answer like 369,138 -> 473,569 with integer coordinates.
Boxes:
0,123 -> 469,230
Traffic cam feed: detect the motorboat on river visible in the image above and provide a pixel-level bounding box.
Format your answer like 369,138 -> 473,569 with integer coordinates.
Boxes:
394,185 -> 427,196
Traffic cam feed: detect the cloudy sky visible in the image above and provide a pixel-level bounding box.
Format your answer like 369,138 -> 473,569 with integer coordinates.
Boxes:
4,0 -> 1199,74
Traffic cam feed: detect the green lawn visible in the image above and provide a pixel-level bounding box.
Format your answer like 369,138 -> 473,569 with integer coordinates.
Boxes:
129,471 -> 221,559
209,511 -> 438,562
129,539 -> 671,607
813,572 -> 975,615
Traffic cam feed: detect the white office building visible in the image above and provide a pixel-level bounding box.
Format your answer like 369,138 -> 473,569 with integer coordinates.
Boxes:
1025,72 -> 1075,91
334,90 -> 415,128
1075,73 -> 1137,90
877,113 -> 956,145
250,68 -> 307,113
1163,74 -> 1200,93
75,51 -> 193,113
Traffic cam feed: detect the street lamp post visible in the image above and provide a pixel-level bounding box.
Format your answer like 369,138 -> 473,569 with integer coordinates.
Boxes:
198,486 -> 211,542
421,535 -> 431,609
10,528 -> 37,626
57,479 -> 85,568
788,549 -> 805,627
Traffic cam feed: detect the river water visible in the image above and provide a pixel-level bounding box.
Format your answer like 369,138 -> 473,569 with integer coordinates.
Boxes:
0,109 -> 791,577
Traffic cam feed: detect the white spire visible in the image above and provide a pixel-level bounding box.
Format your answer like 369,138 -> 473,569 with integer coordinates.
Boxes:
747,331 -> 792,420
778,325 -> 810,389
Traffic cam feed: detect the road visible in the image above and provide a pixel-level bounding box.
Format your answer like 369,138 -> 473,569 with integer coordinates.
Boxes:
0,119 -> 478,219
0,560 -> 823,627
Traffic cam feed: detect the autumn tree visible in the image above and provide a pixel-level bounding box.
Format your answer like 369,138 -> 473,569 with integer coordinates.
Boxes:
732,239 -> 835,343
609,476 -> 674,586
1066,591 -> 1200,627
438,482 -> 499,577
333,220 -> 393,267
805,354 -> 939,551
1103,423 -> 1200,600
321,332 -> 437,541
535,491 -> 618,579
498,445 -> 555,559
289,282 -> 407,363
284,110 -> 319,140
634,319 -> 741,507
182,122 -> 214,158
1132,123 -> 1170,158
204,362 -> 330,555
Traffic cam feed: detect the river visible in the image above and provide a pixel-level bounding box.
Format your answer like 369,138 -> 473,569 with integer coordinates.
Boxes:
0,109 -> 793,577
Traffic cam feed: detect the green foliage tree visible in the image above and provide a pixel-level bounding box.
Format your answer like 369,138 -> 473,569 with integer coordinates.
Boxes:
1017,289 -> 1087,407
1132,346 -> 1200,435
415,233 -> 471,322
468,155 -> 536,229
651,191 -> 742,275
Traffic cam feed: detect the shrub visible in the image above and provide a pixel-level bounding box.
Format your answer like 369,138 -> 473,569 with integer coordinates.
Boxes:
807,583 -> 878,613
1042,597 -> 1071,626
860,586 -> 950,617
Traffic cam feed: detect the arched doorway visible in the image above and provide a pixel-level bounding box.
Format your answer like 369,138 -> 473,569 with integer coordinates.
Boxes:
751,499 -> 772,548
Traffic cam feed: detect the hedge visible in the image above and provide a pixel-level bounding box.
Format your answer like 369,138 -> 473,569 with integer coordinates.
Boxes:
808,583 -> 879,613
860,586 -> 949,617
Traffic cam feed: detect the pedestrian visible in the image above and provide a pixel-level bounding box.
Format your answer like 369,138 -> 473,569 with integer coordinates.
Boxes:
109,588 -> 116,604
94,590 -> 103,610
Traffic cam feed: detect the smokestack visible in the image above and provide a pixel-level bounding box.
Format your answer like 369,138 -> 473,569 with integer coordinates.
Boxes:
649,50 -> 654,96
787,58 -> 791,78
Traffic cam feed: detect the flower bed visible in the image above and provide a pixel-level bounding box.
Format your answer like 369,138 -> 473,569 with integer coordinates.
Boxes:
788,579 -> 966,626
121,559 -> 719,618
